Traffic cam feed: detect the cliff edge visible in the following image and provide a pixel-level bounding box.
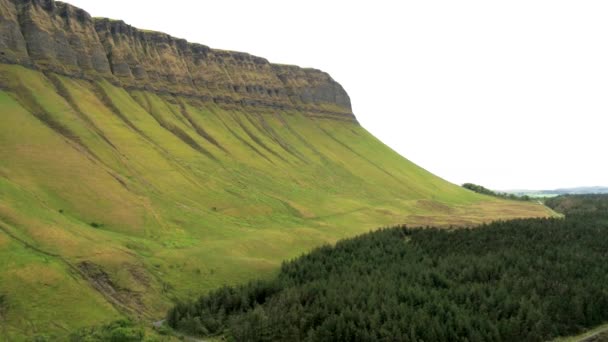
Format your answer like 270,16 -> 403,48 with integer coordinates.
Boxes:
0,0 -> 354,121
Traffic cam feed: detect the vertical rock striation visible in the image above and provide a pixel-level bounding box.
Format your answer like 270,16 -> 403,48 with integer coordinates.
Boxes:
0,0 -> 355,121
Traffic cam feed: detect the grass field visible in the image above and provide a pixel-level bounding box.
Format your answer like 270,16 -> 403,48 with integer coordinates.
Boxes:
0,64 -> 552,340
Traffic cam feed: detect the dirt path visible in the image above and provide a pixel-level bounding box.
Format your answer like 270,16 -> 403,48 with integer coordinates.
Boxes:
579,330 -> 608,342
555,323 -> 608,342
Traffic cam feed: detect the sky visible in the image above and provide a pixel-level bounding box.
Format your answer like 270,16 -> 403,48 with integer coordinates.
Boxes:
64,0 -> 608,190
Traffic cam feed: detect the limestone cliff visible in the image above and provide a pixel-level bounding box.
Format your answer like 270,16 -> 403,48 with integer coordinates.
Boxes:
0,0 -> 354,121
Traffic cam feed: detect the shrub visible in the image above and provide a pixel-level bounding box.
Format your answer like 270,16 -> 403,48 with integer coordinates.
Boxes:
69,319 -> 145,342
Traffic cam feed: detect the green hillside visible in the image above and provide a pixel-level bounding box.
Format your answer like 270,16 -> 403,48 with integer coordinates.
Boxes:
0,63 -> 551,340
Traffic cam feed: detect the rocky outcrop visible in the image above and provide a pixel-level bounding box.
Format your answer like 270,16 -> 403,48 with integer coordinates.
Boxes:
0,0 -> 355,121
0,0 -> 28,63
0,0 -> 111,74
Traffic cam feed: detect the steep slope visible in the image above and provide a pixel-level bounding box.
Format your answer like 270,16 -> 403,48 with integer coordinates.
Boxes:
0,0 -> 551,339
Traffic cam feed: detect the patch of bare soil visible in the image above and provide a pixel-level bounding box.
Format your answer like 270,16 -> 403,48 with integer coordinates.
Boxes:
77,261 -> 146,317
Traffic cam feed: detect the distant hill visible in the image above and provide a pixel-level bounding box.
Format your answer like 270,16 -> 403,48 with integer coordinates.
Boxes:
506,186 -> 608,197
549,186 -> 608,195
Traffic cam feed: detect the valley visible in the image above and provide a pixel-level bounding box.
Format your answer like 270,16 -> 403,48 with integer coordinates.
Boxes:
168,195 -> 608,342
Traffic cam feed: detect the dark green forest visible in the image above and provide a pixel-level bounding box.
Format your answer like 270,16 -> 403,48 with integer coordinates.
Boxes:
168,196 -> 608,341
545,194 -> 608,215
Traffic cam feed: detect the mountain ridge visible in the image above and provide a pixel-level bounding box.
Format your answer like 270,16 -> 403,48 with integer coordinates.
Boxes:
0,0 -> 355,121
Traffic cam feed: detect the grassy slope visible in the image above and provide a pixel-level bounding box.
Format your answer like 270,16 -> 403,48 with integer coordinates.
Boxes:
0,64 -> 551,340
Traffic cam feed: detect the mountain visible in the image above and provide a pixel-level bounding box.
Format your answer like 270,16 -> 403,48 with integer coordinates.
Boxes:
0,0 -> 551,339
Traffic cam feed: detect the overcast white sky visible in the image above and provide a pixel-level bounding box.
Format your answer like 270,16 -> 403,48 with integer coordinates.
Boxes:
65,0 -> 608,190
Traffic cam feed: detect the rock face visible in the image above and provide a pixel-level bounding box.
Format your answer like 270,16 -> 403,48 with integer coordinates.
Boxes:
0,0 -> 355,121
